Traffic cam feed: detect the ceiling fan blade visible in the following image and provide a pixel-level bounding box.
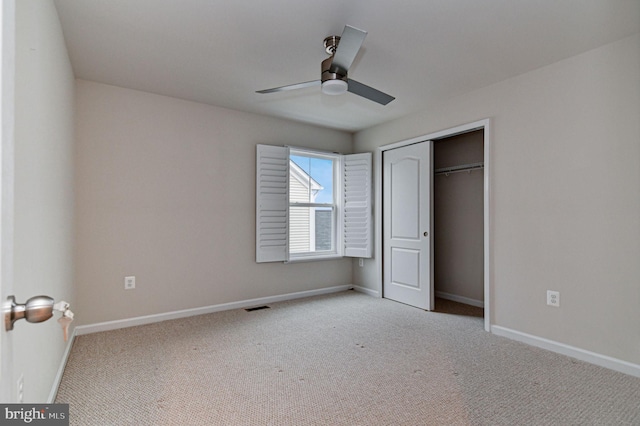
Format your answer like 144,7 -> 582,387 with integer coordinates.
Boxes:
256,80 -> 321,94
332,25 -> 367,74
347,79 -> 395,105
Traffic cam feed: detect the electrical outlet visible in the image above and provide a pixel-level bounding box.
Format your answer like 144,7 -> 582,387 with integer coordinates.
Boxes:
124,276 -> 136,290
547,290 -> 560,307
358,258 -> 364,267
17,374 -> 24,403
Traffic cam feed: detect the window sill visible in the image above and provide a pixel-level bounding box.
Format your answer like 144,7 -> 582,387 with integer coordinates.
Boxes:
286,254 -> 343,263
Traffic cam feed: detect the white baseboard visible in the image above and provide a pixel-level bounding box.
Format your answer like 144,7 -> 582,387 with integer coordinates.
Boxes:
352,285 -> 379,298
436,291 -> 484,308
48,327 -> 77,403
491,325 -> 640,378
75,285 -> 353,336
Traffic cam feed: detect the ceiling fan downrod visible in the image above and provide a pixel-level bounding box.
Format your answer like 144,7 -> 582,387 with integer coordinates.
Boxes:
321,35 -> 347,90
323,35 -> 340,54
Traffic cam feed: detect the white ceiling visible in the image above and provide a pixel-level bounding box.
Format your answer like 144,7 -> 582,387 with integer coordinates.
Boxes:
53,0 -> 640,132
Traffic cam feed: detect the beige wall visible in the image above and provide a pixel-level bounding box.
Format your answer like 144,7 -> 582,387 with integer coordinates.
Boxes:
14,0 -> 75,402
354,34 -> 640,365
433,131 -> 484,303
74,80 -> 353,325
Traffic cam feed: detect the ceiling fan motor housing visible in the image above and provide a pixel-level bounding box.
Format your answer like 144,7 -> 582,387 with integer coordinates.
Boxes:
321,55 -> 347,83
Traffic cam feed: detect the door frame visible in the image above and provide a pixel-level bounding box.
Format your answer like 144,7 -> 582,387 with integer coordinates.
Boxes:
0,0 -> 16,402
376,119 -> 491,331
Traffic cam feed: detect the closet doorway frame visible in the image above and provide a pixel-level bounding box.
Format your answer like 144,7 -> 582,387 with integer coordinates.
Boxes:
375,119 -> 491,331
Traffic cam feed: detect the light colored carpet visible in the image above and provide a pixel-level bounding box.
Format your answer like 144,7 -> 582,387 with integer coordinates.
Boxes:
56,291 -> 640,425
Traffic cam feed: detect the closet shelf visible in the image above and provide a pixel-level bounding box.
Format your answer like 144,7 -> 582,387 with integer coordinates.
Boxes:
435,162 -> 484,176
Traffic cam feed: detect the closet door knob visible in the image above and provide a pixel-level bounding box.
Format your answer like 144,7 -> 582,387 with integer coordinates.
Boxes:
423,231 -> 428,237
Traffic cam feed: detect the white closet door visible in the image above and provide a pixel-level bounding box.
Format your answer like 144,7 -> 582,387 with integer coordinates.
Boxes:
383,141 -> 433,310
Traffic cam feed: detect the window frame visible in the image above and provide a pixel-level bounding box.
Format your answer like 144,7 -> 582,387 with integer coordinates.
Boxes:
288,149 -> 341,261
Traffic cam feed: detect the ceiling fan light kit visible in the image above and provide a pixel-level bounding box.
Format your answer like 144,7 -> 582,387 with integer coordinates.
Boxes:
320,35 -> 348,95
321,80 -> 348,95
257,25 -> 395,105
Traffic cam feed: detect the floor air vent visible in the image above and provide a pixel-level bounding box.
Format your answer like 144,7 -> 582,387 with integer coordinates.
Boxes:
245,306 -> 270,312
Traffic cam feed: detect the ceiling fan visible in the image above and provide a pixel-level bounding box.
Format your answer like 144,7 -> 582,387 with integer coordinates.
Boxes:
256,25 -> 395,105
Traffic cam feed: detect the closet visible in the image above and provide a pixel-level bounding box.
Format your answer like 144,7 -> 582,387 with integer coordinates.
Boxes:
433,130 -> 484,312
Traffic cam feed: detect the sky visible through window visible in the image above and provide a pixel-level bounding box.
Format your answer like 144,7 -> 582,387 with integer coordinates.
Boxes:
291,155 -> 334,203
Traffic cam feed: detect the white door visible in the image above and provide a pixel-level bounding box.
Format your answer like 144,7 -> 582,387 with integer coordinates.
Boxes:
383,141 -> 433,310
0,0 -> 16,402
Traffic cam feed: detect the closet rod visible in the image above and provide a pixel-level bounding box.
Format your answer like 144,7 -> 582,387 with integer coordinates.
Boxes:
434,162 -> 484,176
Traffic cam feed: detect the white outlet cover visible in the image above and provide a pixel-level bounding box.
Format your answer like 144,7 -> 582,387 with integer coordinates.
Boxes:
125,276 -> 136,289
547,290 -> 560,307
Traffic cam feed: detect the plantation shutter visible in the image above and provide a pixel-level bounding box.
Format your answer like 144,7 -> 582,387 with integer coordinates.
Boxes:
343,152 -> 372,258
256,144 -> 289,263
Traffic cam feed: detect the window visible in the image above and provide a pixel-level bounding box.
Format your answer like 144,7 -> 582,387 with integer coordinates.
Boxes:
289,150 -> 338,258
256,145 -> 371,263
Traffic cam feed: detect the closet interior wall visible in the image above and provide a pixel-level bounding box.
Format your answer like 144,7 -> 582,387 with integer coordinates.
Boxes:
433,130 -> 484,307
